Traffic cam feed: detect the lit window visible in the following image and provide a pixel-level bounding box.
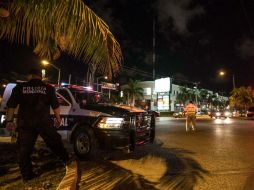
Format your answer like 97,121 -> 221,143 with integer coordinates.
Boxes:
144,88 -> 151,95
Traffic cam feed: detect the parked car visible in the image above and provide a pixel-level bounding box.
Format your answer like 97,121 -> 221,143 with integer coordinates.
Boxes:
147,110 -> 160,117
246,107 -> 254,118
0,83 -> 156,159
173,111 -> 185,118
210,109 -> 232,119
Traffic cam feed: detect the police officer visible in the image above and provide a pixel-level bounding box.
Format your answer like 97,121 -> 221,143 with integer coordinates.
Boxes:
184,100 -> 198,132
5,68 -> 69,181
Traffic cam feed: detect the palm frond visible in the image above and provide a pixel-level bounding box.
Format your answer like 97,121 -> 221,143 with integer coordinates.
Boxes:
0,0 -> 122,79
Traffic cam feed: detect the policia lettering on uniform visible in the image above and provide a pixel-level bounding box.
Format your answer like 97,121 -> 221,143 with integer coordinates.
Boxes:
22,86 -> 46,94
5,68 -> 69,182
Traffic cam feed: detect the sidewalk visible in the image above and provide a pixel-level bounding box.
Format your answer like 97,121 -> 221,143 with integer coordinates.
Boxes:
57,160 -> 78,190
0,136 -> 78,190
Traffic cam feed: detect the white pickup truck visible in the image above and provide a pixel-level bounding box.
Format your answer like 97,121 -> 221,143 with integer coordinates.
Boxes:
0,83 -> 156,159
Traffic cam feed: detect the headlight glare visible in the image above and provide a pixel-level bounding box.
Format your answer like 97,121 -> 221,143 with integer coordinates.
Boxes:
98,117 -> 124,129
224,112 -> 230,116
216,112 -> 221,116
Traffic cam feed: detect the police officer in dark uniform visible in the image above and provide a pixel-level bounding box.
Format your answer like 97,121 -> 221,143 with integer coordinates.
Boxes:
5,68 -> 69,181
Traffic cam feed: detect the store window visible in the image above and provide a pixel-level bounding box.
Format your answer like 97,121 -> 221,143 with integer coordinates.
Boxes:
157,92 -> 170,111
144,88 -> 151,96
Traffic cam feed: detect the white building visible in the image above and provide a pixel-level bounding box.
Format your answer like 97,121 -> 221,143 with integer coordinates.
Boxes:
121,78 -> 228,112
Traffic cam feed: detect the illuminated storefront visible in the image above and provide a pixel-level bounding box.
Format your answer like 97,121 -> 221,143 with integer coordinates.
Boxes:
121,77 -> 228,112
155,77 -> 171,111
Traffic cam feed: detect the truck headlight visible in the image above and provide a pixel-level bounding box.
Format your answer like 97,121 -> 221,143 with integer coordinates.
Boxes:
1,115 -> 5,124
98,117 -> 124,129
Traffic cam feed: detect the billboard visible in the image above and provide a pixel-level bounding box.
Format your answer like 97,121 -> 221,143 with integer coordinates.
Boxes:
155,77 -> 171,92
101,82 -> 117,90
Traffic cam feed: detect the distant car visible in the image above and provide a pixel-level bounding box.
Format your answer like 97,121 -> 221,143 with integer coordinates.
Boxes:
210,110 -> 232,119
173,111 -> 184,118
246,107 -> 254,117
147,110 -> 160,117
197,111 -> 205,115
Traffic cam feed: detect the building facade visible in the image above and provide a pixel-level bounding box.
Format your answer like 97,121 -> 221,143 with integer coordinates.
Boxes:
121,78 -> 228,112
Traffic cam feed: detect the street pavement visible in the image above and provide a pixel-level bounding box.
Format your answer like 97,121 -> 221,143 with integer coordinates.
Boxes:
77,117 -> 254,190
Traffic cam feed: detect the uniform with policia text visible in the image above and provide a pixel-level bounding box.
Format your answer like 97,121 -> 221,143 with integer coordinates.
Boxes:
184,102 -> 198,131
7,78 -> 69,180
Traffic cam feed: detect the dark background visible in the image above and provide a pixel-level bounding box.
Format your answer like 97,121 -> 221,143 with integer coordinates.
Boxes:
1,0 -> 254,94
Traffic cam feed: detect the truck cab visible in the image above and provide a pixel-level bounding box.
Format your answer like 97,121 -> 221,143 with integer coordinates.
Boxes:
0,83 -> 156,159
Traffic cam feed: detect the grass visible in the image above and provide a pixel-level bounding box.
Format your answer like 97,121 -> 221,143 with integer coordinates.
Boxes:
0,141 -> 66,190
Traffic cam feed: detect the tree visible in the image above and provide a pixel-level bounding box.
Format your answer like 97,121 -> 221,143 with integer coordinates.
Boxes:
198,89 -> 210,108
176,86 -> 192,105
230,87 -> 253,111
124,79 -> 143,106
0,0 -> 122,79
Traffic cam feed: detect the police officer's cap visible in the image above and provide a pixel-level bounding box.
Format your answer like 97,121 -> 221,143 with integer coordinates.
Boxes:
28,68 -> 42,77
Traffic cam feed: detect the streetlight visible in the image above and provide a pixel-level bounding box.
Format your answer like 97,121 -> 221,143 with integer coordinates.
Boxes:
219,70 -> 235,89
219,71 -> 225,76
96,76 -> 108,92
41,60 -> 61,86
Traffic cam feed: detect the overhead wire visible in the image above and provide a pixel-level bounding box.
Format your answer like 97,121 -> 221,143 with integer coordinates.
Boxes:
240,0 -> 254,37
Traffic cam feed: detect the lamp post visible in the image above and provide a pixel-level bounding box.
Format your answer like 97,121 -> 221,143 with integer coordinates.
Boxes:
193,82 -> 199,104
96,76 -> 108,92
232,74 -> 235,89
219,70 -> 235,89
41,60 -> 61,85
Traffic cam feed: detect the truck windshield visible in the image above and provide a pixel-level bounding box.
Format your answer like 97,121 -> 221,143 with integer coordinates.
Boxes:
70,89 -> 102,108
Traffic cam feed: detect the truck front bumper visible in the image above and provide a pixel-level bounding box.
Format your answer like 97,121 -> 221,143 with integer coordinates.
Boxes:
95,129 -> 130,149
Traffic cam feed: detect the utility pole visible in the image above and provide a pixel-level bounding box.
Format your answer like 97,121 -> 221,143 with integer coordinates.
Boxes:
68,74 -> 72,84
193,82 -> 200,105
232,74 -> 236,89
152,18 -> 156,81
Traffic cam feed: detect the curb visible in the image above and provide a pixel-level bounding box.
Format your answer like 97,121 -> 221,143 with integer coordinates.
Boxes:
57,160 -> 78,190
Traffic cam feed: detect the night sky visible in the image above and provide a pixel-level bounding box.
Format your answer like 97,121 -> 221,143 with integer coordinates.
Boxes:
1,0 -> 254,93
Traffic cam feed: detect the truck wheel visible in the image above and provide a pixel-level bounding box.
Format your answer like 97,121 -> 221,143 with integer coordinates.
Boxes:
73,127 -> 97,159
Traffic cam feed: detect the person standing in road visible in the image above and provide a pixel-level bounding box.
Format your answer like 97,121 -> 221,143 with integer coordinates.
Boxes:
5,68 -> 70,182
184,100 -> 198,132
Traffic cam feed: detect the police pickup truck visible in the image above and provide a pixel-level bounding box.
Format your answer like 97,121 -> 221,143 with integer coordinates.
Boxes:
0,83 -> 155,159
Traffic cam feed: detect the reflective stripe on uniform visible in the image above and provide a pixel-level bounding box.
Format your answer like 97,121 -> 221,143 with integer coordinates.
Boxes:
185,105 -> 196,115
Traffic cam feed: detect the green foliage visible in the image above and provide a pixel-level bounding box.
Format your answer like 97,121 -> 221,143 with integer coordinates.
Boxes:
198,89 -> 209,104
176,87 -> 226,109
0,0 -> 122,79
176,86 -> 193,105
230,87 -> 253,110
124,79 -> 144,106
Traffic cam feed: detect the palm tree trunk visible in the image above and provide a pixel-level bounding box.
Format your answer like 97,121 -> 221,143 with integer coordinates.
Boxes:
132,97 -> 135,107
127,93 -> 130,105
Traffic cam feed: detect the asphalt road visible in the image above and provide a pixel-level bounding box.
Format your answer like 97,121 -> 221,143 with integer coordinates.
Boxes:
78,117 -> 254,190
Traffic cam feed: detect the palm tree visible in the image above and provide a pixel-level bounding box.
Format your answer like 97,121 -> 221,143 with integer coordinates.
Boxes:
207,93 -> 215,108
176,86 -> 192,105
124,79 -> 143,106
0,0 -> 122,79
198,89 -> 209,108
230,87 -> 253,111
210,93 -> 223,109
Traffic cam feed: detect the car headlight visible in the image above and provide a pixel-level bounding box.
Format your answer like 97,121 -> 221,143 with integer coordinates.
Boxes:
224,112 -> 230,116
98,117 -> 124,129
216,112 -> 221,116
